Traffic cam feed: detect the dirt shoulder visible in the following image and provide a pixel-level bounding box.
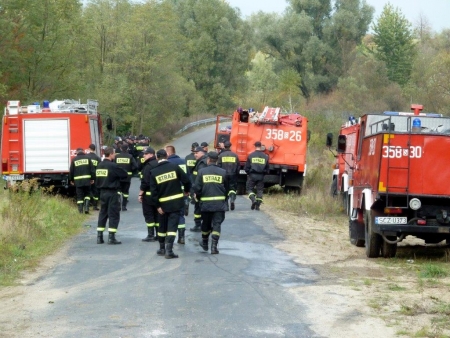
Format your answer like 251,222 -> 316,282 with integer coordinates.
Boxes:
266,205 -> 450,338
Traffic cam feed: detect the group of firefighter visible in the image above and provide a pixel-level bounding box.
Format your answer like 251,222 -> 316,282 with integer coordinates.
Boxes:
68,138 -> 269,258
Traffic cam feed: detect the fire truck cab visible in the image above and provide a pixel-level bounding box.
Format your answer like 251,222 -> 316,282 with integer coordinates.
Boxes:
1,99 -> 103,193
329,105 -> 450,258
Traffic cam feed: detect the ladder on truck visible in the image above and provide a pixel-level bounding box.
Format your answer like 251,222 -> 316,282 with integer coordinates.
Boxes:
384,116 -> 411,209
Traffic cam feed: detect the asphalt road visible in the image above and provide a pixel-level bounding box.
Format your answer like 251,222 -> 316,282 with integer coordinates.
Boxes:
13,125 -> 321,337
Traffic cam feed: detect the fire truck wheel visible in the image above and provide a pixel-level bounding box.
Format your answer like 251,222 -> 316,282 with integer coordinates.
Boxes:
364,209 -> 381,258
381,238 -> 397,258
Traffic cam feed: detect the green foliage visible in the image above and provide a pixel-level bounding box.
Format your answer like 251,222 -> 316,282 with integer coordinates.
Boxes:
419,263 -> 449,279
372,4 -> 416,86
0,180 -> 86,285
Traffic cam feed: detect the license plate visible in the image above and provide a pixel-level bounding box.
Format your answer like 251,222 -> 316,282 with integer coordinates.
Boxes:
239,170 -> 246,175
375,217 -> 407,225
3,175 -> 24,181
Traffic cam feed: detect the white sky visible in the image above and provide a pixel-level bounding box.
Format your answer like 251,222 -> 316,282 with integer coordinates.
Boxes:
226,0 -> 450,32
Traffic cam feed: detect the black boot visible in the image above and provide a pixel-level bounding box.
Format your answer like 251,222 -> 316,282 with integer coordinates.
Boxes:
211,238 -> 219,254
77,203 -> 83,214
97,231 -> 104,244
177,229 -> 185,244
165,243 -> 178,259
156,241 -> 165,256
108,232 -> 121,245
199,238 -> 208,251
93,199 -> 99,211
255,201 -> 261,211
122,198 -> 128,211
84,199 -> 90,214
190,219 -> 201,232
230,193 -> 236,211
142,227 -> 155,242
250,196 -> 256,210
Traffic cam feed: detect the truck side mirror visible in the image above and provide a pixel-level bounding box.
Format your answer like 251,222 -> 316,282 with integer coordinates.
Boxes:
326,133 -> 333,147
337,135 -> 346,153
106,117 -> 113,131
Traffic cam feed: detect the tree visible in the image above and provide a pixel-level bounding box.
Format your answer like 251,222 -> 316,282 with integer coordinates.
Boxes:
372,4 -> 416,86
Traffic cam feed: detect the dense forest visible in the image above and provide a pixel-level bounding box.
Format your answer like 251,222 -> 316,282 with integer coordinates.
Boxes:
1,0 -> 449,142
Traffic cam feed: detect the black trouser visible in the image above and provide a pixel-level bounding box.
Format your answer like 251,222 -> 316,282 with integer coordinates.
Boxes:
246,174 -> 264,203
142,194 -> 159,230
90,182 -> 99,205
194,201 -> 202,226
97,189 -> 121,232
76,185 -> 91,205
158,211 -> 179,244
119,181 -> 131,201
227,174 -> 237,201
201,211 -> 225,240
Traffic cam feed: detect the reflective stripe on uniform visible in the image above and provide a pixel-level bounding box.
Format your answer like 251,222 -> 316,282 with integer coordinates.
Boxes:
194,214 -> 202,219
158,232 -> 167,237
202,231 -> 211,235
248,192 -> 255,198
178,224 -> 186,229
97,227 -> 105,232
145,191 -> 151,195
167,231 -> 177,236
193,171 -> 197,175
256,198 -> 263,202
159,193 -> 183,202
212,231 -> 220,237
200,196 -> 225,201
109,228 -> 117,233
74,175 -> 91,180
228,190 -> 236,196
146,223 -> 156,227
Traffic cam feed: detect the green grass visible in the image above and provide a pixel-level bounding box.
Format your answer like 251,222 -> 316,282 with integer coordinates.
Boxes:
419,264 -> 449,279
0,180 -> 87,285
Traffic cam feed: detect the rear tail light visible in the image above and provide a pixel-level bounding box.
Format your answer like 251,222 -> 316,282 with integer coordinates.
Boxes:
417,219 -> 427,225
2,159 -> 7,172
384,207 -> 403,214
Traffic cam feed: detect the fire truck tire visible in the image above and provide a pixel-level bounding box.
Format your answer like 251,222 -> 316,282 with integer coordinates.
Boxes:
381,238 -> 397,258
364,209 -> 381,258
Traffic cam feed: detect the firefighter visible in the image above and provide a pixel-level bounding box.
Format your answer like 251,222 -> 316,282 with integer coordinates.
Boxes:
149,149 -> 191,259
138,147 -> 159,242
165,145 -> 188,244
201,141 -> 209,152
86,144 -> 102,211
112,136 -> 122,152
245,141 -> 269,211
69,147 -> 94,214
218,140 -> 239,211
184,142 -> 199,216
95,147 -> 128,244
190,146 -> 208,232
194,151 -> 228,254
115,144 -> 138,211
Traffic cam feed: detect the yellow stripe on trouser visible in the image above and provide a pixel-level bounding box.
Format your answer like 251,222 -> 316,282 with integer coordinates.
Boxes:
212,231 -> 220,236
146,223 -> 156,227
97,227 -> 105,232
248,192 -> 255,198
159,193 -> 183,202
256,198 -> 263,202
167,232 -> 177,236
158,232 -> 167,237
109,228 -> 117,233
178,224 -> 186,229
202,231 -> 211,235
194,214 -> 202,219
228,190 -> 236,195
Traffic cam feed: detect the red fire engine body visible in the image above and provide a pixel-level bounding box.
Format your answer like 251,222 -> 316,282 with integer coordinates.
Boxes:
1,99 -> 103,192
330,104 -> 450,258
214,107 -> 308,194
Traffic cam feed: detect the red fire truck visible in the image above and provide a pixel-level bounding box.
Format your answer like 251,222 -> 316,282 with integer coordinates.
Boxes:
328,104 -> 450,258
215,107 -> 308,194
1,99 -> 105,192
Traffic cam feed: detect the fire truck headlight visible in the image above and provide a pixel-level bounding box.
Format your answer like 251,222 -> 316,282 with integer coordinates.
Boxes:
409,198 -> 421,210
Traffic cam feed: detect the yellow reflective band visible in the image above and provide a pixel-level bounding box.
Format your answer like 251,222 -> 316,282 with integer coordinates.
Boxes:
201,196 -> 225,201
96,169 -> 108,177
159,193 -> 183,202
178,224 -> 186,229
127,172 -> 132,175
116,158 -> 130,164
167,232 -> 177,236
74,159 -> 89,166
97,227 -> 105,231
252,157 -> 266,164
248,193 -> 255,197
109,229 -> 117,233
256,198 -> 263,202
179,164 -> 187,173
141,158 -> 145,163
228,190 -> 236,195
221,156 -> 236,163
156,171 -> 177,184
212,231 -> 220,236
202,231 -> 211,235
145,191 -> 151,195
146,223 -> 156,227
77,201 -> 83,204
193,171 -> 198,175
158,232 -> 167,237
123,194 -> 129,198
203,175 -> 222,183
187,160 -> 196,167
74,175 -> 91,180
84,197 -> 91,200
194,214 -> 202,219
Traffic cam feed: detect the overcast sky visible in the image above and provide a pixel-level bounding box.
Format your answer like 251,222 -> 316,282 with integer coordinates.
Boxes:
226,0 -> 450,32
